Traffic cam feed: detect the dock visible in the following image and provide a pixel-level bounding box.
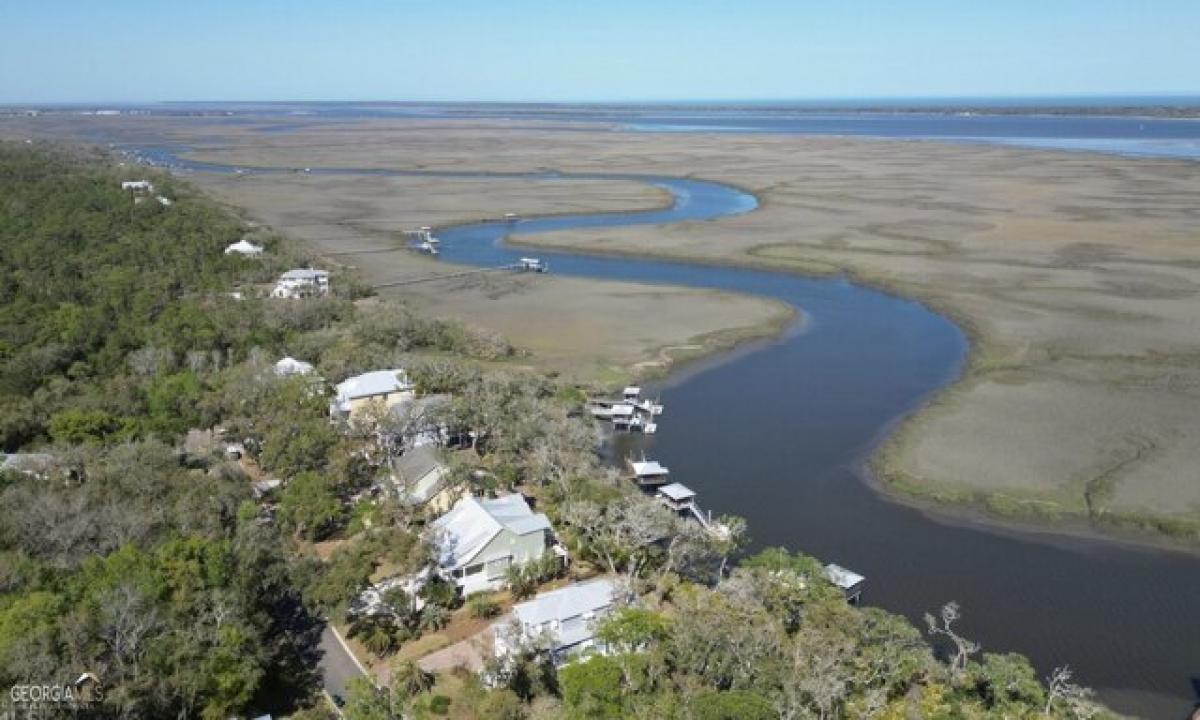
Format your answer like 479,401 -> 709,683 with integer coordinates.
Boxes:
372,260 -> 551,289
588,385 -> 663,433
654,482 -> 726,536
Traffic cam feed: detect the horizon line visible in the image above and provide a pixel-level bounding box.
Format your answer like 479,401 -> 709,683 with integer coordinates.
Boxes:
4,92 -> 1200,108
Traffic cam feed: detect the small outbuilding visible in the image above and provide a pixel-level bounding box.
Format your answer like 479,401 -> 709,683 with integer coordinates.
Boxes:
225,239 -> 265,256
824,563 -> 866,605
628,459 -> 670,487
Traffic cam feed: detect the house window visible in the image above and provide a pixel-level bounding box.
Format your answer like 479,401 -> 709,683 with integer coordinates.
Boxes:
464,563 -> 484,577
487,556 -> 512,580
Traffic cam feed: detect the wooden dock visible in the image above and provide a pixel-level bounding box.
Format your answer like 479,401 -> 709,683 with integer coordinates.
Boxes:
372,262 -> 547,289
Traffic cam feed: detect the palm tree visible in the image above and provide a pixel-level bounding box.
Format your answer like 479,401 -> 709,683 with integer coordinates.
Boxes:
391,659 -> 434,700
354,616 -> 398,656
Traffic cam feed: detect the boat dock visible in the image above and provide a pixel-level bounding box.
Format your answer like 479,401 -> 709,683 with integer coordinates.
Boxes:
372,259 -> 551,289
824,563 -> 866,604
589,385 -> 663,433
655,482 -> 726,536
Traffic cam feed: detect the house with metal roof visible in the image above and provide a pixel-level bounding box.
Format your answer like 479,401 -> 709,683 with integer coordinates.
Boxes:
121,180 -> 153,193
329,369 -> 414,420
493,578 -> 618,663
271,268 -> 330,298
432,494 -> 562,595
628,458 -> 670,487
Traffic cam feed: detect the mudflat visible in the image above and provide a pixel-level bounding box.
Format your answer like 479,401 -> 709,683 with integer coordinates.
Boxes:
7,114 -> 1198,543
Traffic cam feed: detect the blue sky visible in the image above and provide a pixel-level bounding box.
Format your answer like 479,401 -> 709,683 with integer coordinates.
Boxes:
2,0 -> 1197,103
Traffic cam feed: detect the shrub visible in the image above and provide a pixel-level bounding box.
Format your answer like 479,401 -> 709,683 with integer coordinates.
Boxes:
467,592 -> 501,619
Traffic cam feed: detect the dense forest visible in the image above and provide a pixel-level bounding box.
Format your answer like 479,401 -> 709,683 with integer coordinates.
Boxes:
0,143 -> 1108,719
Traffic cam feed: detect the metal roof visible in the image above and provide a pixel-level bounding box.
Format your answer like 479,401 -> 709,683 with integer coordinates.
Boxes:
630,460 -> 669,476
658,482 -> 696,501
824,563 -> 866,590
394,445 -> 444,482
280,268 -> 329,281
510,578 -> 616,628
334,369 -> 411,400
433,494 -> 553,570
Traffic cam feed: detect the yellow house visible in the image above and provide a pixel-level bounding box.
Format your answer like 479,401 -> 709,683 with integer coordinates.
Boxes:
329,369 -> 414,421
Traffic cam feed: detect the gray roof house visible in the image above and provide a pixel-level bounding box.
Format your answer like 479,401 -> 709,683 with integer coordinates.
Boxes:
432,494 -> 561,595
493,578 -> 618,663
392,445 -> 452,509
271,268 -> 330,299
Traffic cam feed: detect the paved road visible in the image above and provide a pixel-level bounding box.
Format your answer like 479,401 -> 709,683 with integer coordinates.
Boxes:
319,625 -> 368,705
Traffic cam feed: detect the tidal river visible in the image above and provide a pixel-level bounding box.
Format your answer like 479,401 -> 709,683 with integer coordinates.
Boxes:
150,148 -> 1199,718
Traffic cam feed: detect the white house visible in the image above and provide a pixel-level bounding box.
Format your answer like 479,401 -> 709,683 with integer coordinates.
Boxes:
493,578 -> 618,663
271,268 -> 330,299
432,494 -> 561,595
225,239 -> 265,256
121,180 -> 153,193
330,369 -> 414,420
274,356 -> 315,377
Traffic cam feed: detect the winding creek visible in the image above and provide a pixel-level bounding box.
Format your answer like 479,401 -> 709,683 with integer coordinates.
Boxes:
147,148 -> 1199,718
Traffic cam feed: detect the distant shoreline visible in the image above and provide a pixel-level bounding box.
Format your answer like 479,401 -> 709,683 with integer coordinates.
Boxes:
3,99 -> 1200,120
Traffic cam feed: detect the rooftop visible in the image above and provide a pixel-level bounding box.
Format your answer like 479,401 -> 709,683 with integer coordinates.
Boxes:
396,446 -> 448,487
657,482 -> 696,502
824,563 -> 866,590
511,577 -> 617,629
630,460 -> 669,477
335,369 -> 412,400
280,268 -> 329,281
433,494 -> 552,571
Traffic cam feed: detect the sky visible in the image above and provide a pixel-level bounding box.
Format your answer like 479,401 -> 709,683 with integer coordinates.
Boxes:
2,0 -> 1198,104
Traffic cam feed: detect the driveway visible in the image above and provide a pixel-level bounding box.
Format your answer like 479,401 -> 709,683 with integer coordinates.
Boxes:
418,624 -> 495,674
319,625 -> 368,704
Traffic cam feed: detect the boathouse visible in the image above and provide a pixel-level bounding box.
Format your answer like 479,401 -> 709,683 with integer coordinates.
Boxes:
629,459 -> 670,487
824,563 -> 866,605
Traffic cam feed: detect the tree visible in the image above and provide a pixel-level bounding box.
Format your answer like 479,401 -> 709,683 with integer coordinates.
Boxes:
560,495 -> 675,583
691,690 -> 775,720
712,514 -> 749,581
342,676 -> 395,720
924,601 -> 980,679
559,655 -> 626,720
47,407 -> 132,444
1045,666 -> 1100,719
278,472 -> 344,541
390,659 -> 434,700
975,652 -> 1045,710
595,607 -> 671,655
